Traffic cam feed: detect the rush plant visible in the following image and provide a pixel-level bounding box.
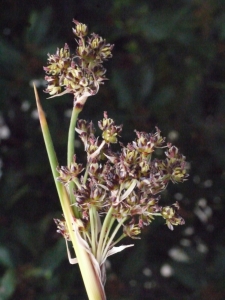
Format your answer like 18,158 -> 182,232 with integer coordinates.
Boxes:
34,20 -> 188,300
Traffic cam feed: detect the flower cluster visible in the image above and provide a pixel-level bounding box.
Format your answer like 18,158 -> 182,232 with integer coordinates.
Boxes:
43,20 -> 114,102
57,112 -> 188,240
41,19 -> 189,296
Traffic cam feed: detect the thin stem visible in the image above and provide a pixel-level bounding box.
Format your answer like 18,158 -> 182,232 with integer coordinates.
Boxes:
89,206 -> 97,256
67,106 -> 80,166
101,217 -> 127,263
83,162 -> 90,184
69,182 -> 76,206
73,178 -> 82,190
83,230 -> 92,246
111,233 -> 126,247
96,206 -> 113,262
99,217 -> 115,262
94,211 -> 100,245
67,106 -> 81,216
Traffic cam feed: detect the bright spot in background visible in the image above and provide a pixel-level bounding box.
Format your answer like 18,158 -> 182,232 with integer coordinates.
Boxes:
0,125 -> 10,140
160,264 -> 174,277
21,100 -> 31,112
65,109 -> 72,118
174,192 -> 183,201
194,198 -> 212,223
196,242 -> 208,253
183,226 -> 194,236
142,267 -> 152,277
31,109 -> 39,120
180,238 -> 191,247
0,115 -> 10,140
203,179 -> 213,188
168,247 -> 190,262
168,130 -> 179,142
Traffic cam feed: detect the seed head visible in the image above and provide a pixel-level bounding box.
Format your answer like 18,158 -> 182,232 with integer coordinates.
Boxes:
44,21 -> 114,104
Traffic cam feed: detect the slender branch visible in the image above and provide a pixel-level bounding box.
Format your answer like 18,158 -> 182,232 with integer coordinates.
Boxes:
101,217 -> 127,263
89,206 -> 97,256
96,206 -> 113,262
83,162 -> 90,184
111,233 -> 126,247
67,106 -> 80,166
67,105 -> 82,216
99,217 -> 115,262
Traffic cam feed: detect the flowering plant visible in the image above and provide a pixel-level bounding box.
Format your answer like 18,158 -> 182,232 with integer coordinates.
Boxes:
34,20 -> 188,300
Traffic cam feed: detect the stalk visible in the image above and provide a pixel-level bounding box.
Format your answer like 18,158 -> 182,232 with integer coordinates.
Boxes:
67,106 -> 81,216
67,105 -> 80,166
101,217 -> 127,261
34,85 -> 106,300
96,207 -> 114,263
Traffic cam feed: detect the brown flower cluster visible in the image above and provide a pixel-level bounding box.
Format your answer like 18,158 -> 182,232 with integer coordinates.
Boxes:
43,20 -> 114,101
57,112 -> 188,238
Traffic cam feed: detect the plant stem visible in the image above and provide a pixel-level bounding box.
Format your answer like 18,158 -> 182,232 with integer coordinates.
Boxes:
89,206 -> 97,256
99,217 -> 115,262
34,86 -> 106,300
67,105 -> 81,216
101,217 -> 127,263
96,207 -> 114,263
67,106 -> 80,166
111,233 -> 126,247
83,162 -> 90,184
61,189 -> 106,300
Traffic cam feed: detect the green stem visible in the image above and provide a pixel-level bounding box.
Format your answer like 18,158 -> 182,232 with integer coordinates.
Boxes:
34,86 -> 106,300
67,106 -> 80,166
96,207 -> 114,263
99,217 -> 115,262
34,85 -> 62,197
67,106 -> 81,216
68,182 -> 76,207
83,162 -> 90,184
111,233 -> 126,247
83,230 -> 92,246
89,206 -> 97,256
101,217 -> 127,263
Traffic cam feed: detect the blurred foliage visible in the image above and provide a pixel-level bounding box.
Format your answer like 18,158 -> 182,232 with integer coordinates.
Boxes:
1,0 -> 225,299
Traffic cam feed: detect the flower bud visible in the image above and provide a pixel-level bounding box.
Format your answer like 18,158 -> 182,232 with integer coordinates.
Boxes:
72,19 -> 88,37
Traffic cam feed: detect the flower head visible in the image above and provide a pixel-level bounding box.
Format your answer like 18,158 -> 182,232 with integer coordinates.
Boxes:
53,111 -> 189,287
44,21 -> 114,106
57,113 -> 188,237
98,111 -> 123,144
161,202 -> 185,230
132,127 -> 165,159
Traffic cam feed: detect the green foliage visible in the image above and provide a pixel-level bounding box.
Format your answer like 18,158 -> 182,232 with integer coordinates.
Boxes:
1,1 -> 225,299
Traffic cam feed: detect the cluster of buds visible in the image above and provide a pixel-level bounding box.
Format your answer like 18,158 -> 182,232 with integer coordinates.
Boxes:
43,20 -> 114,103
57,112 -> 188,240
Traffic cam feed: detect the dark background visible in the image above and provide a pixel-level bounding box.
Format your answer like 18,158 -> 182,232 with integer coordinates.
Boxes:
1,1 -> 225,299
